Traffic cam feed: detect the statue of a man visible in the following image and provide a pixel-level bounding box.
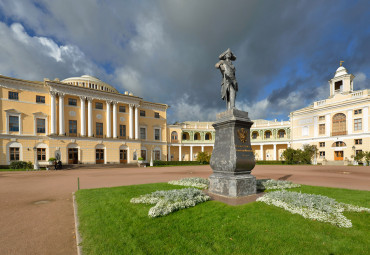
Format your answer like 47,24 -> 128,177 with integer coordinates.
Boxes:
215,48 -> 238,110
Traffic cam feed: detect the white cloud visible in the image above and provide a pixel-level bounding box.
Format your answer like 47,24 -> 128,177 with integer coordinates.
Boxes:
0,22 -> 96,80
114,66 -> 143,95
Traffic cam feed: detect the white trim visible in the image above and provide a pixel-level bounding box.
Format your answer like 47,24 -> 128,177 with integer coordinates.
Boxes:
5,110 -> 22,135
33,114 -> 48,136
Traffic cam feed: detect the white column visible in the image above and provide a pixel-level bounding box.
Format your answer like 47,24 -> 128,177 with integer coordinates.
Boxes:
135,105 -> 139,139
129,104 -> 134,139
50,91 -> 56,135
80,96 -> 86,136
273,144 -> 277,160
363,106 -> 369,132
112,102 -> 117,138
87,97 -> 93,137
347,110 -> 353,135
313,116 -> 318,138
58,93 -> 65,135
201,145 -> 204,152
260,144 -> 264,160
190,146 -> 193,161
168,146 -> 171,161
325,114 -> 330,136
179,145 -> 182,161
106,101 -> 112,138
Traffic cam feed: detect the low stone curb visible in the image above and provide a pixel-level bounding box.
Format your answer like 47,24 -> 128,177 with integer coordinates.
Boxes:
72,192 -> 83,255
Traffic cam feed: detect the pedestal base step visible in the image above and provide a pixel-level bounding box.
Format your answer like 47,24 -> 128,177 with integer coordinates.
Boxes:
209,174 -> 256,197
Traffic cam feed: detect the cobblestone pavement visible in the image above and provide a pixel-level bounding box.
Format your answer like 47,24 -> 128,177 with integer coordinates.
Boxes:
0,165 -> 369,254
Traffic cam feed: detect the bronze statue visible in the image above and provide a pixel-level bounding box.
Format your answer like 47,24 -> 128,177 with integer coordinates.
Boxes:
215,48 -> 238,110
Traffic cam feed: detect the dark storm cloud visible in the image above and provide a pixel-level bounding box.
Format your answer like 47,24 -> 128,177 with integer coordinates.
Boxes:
0,0 -> 369,122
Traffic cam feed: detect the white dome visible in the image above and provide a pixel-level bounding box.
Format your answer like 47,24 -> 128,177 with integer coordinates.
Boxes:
62,75 -> 119,93
334,66 -> 348,78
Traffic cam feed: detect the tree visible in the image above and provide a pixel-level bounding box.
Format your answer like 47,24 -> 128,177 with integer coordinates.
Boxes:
197,152 -> 211,164
363,151 -> 370,166
301,144 -> 318,164
281,145 -> 317,165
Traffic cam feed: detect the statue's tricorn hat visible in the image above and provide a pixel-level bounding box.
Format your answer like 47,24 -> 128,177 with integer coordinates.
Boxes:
219,48 -> 236,60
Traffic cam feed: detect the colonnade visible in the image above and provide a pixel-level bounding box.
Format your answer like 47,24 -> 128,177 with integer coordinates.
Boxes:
168,144 -> 214,161
50,91 -> 140,139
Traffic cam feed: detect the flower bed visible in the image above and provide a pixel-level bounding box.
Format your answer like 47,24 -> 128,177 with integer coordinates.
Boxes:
130,188 -> 210,217
257,179 -> 301,191
168,177 -> 210,189
257,190 -> 370,228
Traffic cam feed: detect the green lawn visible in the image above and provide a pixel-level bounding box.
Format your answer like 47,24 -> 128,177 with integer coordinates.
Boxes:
76,184 -> 370,255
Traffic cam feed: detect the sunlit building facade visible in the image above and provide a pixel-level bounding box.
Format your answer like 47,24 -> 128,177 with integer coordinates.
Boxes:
0,74 -> 168,167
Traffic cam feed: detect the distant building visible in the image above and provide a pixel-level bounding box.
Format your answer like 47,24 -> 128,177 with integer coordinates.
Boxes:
290,64 -> 369,164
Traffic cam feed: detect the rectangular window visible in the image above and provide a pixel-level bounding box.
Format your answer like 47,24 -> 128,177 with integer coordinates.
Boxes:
120,125 -> 126,138
9,116 -> 19,131
37,148 -> 46,161
154,150 -> 160,160
140,127 -> 146,139
140,110 -> 146,117
8,91 -> 18,100
319,124 -> 325,135
141,150 -> 147,160
119,106 -> 126,113
36,118 -> 45,133
69,120 -> 77,135
319,142 -> 325,147
302,126 -> 309,136
95,102 -> 103,109
354,118 -> 362,131
354,109 -> 362,115
318,116 -> 325,121
154,112 -> 160,118
68,98 -> 77,106
278,131 -> 285,138
355,139 -> 362,145
96,122 -> 103,137
154,128 -> 160,140
9,147 -> 20,161
265,132 -> 271,139
319,151 -> 325,158
36,95 -> 45,103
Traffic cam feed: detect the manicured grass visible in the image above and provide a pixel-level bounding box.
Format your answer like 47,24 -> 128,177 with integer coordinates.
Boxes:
76,184 -> 370,255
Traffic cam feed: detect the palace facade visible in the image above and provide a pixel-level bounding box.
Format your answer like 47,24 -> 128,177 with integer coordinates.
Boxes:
0,64 -> 369,166
0,75 -> 168,167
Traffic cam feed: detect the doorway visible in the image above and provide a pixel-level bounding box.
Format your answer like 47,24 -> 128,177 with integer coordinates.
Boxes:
68,148 -> 78,164
334,151 -> 344,161
96,149 -> 104,164
120,149 -> 127,164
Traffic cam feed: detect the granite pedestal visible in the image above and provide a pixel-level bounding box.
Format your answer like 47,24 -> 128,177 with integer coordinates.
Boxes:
209,108 -> 256,197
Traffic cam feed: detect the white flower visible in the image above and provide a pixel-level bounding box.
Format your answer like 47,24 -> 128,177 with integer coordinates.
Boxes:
131,188 -> 210,217
257,190 -> 370,228
168,177 -> 210,189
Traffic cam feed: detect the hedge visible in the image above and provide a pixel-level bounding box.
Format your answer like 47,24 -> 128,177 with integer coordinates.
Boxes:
255,160 -> 286,165
9,161 -> 33,170
153,160 -> 206,166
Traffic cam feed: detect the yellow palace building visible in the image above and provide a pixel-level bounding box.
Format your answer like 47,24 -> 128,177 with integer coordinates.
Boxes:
0,74 -> 168,167
0,64 -> 369,167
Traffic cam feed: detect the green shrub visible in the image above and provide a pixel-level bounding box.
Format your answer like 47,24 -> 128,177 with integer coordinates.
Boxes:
153,160 -> 203,166
255,160 -> 285,165
281,145 -> 317,164
9,161 -> 33,170
197,152 -> 211,164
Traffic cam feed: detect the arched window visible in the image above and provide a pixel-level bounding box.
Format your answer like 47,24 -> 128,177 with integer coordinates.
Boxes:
171,131 -> 178,142
252,131 -> 259,139
278,129 -> 286,138
264,130 -> 272,139
332,113 -> 346,136
182,132 -> 190,140
205,132 -> 212,140
332,141 -> 346,147
194,132 -> 200,140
